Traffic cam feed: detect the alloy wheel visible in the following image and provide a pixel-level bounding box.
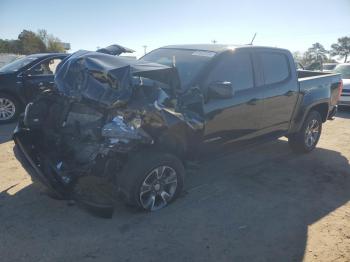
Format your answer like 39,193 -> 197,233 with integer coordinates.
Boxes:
0,97 -> 16,121
139,165 -> 178,211
304,119 -> 320,148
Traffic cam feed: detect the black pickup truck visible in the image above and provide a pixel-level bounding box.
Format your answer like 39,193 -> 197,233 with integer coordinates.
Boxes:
14,45 -> 342,213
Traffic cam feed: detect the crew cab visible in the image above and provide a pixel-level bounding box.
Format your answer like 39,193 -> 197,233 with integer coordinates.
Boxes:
0,53 -> 68,123
13,45 -> 342,213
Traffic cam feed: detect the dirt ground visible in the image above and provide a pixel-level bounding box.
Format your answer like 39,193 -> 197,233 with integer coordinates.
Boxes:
1,109 -> 350,262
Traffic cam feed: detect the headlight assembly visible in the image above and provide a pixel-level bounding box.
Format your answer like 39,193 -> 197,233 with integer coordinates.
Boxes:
101,116 -> 141,140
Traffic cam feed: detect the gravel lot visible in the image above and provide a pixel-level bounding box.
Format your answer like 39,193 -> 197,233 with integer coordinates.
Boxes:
1,109 -> 349,262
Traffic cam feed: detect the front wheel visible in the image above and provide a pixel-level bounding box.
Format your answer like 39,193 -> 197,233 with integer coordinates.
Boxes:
0,93 -> 20,124
117,151 -> 185,211
288,110 -> 322,153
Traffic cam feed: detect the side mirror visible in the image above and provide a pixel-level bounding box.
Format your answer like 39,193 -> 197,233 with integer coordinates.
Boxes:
208,81 -> 234,99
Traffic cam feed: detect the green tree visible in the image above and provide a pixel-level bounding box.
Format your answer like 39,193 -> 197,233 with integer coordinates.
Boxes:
292,51 -> 305,68
323,57 -> 338,63
0,29 -> 66,55
299,43 -> 329,70
0,39 -> 21,53
18,30 -> 47,54
37,29 -> 49,46
0,29 -> 67,54
306,43 -> 328,62
292,51 -> 303,63
37,29 -> 65,53
330,36 -> 350,62
47,38 -> 65,52
0,39 -> 10,53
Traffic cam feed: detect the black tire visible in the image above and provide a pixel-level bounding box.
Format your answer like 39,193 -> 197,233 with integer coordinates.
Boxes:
117,151 -> 185,211
0,92 -> 21,124
288,110 -> 322,153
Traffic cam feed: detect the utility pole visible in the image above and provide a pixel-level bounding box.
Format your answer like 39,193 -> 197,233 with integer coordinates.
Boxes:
142,45 -> 147,55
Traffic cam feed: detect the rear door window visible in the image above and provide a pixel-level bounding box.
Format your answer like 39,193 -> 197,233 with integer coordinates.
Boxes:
259,52 -> 290,85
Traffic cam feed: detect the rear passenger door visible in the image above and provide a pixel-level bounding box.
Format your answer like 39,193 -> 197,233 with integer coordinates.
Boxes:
256,50 -> 299,133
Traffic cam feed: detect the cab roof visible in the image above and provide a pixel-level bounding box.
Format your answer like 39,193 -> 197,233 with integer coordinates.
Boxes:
161,44 -> 289,54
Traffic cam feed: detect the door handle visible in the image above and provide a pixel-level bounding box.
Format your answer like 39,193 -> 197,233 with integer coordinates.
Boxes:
285,90 -> 294,96
247,98 -> 259,105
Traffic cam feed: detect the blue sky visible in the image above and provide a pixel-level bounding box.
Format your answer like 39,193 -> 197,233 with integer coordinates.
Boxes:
1,0 -> 349,57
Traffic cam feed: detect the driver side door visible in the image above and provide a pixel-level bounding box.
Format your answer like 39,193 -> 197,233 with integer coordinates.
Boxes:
201,50 -> 265,152
23,57 -> 63,102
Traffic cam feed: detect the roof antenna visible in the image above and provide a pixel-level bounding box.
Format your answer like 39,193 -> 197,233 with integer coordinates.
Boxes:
249,33 -> 257,45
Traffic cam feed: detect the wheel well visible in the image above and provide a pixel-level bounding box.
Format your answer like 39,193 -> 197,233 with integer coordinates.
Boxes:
155,132 -> 187,161
309,103 -> 329,122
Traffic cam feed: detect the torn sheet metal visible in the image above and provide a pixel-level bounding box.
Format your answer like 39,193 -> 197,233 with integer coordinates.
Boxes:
96,44 -> 135,56
55,50 -> 181,107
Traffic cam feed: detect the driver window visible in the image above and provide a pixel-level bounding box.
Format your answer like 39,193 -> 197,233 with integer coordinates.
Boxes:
206,52 -> 254,91
30,58 -> 62,75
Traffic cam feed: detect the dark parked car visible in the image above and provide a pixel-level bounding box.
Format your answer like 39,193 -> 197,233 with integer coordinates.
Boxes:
322,63 -> 338,72
0,53 -> 68,123
14,45 -> 342,214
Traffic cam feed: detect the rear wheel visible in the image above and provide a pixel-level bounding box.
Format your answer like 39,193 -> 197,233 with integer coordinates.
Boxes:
117,151 -> 185,211
288,110 -> 322,153
0,93 -> 20,123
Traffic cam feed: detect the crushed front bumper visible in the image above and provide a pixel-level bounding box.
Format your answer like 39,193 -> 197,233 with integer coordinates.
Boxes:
14,122 -> 116,218
13,122 -> 73,199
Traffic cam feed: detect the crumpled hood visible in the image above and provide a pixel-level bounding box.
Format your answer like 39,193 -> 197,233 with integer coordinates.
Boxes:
54,50 -> 181,107
96,44 -> 135,56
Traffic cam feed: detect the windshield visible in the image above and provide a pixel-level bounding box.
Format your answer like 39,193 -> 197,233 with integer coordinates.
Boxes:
334,64 -> 350,79
141,48 -> 215,87
0,55 -> 40,73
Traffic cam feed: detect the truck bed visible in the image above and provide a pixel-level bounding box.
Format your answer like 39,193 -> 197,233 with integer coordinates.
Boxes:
297,69 -> 337,80
294,70 -> 342,123
297,71 -> 341,98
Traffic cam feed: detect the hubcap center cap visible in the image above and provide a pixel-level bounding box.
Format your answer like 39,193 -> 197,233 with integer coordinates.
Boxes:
154,183 -> 161,191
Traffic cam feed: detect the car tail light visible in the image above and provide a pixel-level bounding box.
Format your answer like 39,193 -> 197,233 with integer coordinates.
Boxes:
338,80 -> 343,100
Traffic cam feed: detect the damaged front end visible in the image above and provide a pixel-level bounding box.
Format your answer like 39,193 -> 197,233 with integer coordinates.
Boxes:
13,50 -> 204,212
14,93 -> 153,198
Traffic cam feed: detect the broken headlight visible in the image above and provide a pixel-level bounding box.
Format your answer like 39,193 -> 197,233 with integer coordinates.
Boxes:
101,116 -> 141,140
